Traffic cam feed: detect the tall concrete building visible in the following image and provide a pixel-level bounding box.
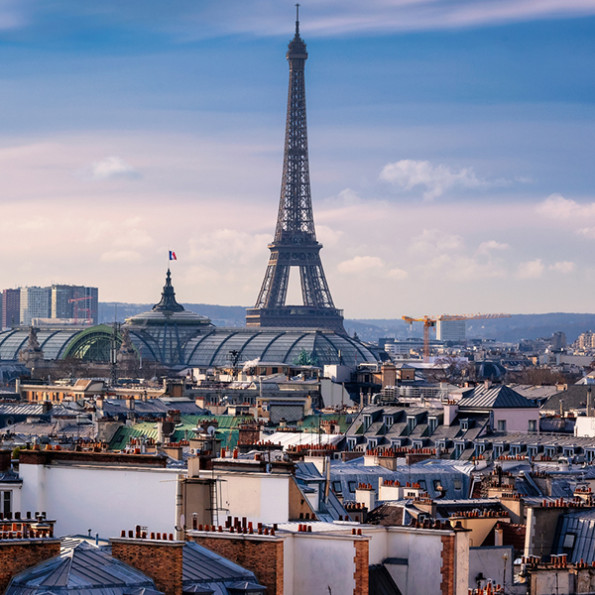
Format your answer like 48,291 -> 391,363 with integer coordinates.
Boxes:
1,289 -> 20,329
51,285 -> 98,324
436,319 -> 466,343
20,287 -> 51,326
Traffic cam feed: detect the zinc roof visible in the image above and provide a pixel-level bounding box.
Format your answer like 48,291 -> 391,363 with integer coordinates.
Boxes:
6,540 -> 160,594
458,385 -> 538,409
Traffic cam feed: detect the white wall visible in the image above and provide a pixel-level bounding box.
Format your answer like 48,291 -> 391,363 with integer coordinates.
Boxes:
386,529 -> 444,595
575,416 -> 595,437
289,534 -> 356,595
320,377 -> 351,408
19,462 -> 180,538
469,546 -> 513,591
214,472 -> 290,526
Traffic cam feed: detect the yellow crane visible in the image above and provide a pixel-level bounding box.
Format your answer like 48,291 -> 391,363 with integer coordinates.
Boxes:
401,313 -> 511,361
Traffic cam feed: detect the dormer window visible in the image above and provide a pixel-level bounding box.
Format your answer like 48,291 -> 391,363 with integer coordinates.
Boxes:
460,419 -> 469,431
407,416 -> 416,433
363,414 -> 372,431
384,415 -> 394,428
428,417 -> 438,434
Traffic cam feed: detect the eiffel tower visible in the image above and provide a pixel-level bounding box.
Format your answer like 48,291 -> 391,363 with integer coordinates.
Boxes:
246,9 -> 345,334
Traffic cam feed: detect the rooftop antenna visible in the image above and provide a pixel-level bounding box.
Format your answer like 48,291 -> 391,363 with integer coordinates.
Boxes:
295,3 -> 300,34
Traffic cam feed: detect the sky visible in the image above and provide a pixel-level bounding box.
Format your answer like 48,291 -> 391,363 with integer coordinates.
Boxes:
1,1 -> 595,319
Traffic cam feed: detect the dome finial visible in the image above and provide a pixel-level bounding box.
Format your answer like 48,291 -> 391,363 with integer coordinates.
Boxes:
153,268 -> 184,313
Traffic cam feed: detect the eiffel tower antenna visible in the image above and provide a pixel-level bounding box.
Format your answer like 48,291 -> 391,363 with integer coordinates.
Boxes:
246,10 -> 345,333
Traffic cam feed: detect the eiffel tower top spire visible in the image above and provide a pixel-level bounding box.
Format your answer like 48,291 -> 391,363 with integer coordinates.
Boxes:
246,11 -> 345,333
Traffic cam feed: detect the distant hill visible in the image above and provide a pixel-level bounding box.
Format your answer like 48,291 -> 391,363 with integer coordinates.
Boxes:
99,304 -> 595,344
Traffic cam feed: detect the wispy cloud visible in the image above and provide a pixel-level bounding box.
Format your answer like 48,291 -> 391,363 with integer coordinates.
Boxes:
9,1 -> 595,42
517,259 -> 545,279
379,159 -> 486,200
550,261 -> 576,274
338,255 -> 384,274
87,156 -> 140,181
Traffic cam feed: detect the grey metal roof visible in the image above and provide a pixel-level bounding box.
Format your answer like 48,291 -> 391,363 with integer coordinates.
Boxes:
554,508 -> 595,564
542,385 -> 593,412
6,540 -> 161,594
329,457 -> 472,501
458,385 -> 538,409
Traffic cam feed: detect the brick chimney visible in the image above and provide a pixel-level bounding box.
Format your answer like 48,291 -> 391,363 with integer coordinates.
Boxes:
0,450 -> 12,472
111,536 -> 183,595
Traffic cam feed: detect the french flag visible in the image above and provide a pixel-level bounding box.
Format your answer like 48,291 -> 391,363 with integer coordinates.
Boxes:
169,251 -> 177,261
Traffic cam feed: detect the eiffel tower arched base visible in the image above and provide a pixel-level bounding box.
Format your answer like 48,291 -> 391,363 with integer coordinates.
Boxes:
246,305 -> 345,334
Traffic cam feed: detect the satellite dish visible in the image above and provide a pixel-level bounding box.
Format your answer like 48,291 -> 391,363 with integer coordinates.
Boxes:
207,426 -> 216,436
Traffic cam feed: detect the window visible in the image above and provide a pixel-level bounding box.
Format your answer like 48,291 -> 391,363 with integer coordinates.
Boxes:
332,481 -> 342,494
384,415 -> 394,428
0,491 -> 11,517
453,480 -> 462,491
428,417 -> 438,433
497,420 -> 507,432
528,419 -> 537,432
348,481 -> 357,493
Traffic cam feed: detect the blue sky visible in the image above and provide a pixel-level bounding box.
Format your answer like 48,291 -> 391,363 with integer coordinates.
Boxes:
1,1 -> 595,318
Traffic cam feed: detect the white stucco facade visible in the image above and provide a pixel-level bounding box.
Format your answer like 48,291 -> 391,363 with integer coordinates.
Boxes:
19,462 -> 180,538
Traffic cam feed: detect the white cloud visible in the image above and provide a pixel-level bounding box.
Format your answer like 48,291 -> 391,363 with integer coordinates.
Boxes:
550,261 -> 576,274
409,229 -> 464,255
387,267 -> 409,280
338,255 -> 384,274
578,227 -> 595,239
537,194 -> 595,220
517,259 -> 545,279
88,156 -> 140,181
174,1 -> 595,39
476,240 -> 509,256
316,224 -> 343,246
379,159 -> 485,200
322,188 -> 363,207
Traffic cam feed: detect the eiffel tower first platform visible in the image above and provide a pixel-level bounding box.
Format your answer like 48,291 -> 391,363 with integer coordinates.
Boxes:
246,11 -> 346,334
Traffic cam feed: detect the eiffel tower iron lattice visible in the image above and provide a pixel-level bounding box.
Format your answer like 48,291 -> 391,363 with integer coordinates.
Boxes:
246,10 -> 345,334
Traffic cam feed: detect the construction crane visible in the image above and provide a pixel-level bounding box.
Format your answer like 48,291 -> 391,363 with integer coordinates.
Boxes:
68,296 -> 92,325
401,313 -> 510,361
